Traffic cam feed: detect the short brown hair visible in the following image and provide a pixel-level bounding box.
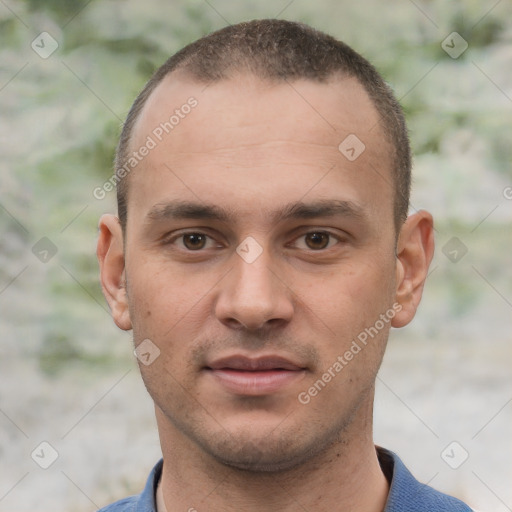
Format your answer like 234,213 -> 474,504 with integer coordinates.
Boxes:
115,19 -> 411,232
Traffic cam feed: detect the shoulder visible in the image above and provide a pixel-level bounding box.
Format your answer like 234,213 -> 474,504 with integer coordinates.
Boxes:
96,459 -> 163,512
97,495 -> 138,512
379,447 -> 473,512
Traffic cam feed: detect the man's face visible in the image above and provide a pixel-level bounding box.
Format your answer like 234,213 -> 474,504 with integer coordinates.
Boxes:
111,73 -> 404,470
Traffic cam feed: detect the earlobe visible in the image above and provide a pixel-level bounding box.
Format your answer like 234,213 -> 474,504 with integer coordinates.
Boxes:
391,210 -> 435,328
97,214 -> 132,331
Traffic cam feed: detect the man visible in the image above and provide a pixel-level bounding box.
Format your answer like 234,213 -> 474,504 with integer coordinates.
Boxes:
96,19 -> 473,511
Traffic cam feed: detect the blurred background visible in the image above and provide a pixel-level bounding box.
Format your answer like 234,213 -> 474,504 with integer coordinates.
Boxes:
0,0 -> 511,510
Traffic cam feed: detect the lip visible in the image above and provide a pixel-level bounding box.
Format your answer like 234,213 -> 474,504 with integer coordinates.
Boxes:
204,355 -> 307,395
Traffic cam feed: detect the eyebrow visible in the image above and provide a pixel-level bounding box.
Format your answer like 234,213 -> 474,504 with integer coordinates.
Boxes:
145,199 -> 367,225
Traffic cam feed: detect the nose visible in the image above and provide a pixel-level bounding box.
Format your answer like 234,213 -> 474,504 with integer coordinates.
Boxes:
214,244 -> 294,331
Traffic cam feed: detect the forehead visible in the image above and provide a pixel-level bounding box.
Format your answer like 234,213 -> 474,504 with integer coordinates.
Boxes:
133,71 -> 385,152
127,71 -> 393,229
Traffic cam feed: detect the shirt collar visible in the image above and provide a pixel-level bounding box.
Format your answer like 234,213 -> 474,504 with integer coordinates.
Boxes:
137,458 -> 162,512
134,448 -> 470,512
378,446 -> 471,511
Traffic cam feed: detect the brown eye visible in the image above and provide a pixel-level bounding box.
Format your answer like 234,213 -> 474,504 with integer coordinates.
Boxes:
183,233 -> 207,250
304,232 -> 330,250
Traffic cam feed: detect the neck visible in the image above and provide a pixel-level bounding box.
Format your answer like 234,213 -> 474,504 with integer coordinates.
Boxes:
156,398 -> 389,512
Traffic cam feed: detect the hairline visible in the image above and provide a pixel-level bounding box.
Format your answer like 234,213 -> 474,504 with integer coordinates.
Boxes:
120,68 -> 404,237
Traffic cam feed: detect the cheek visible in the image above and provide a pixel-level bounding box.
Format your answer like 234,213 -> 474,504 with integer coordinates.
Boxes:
126,258 -> 206,340
306,258 -> 395,332
297,261 -> 395,393
126,261 -> 230,385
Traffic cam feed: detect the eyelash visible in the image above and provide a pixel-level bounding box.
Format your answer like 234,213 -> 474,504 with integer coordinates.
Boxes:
164,230 -> 345,252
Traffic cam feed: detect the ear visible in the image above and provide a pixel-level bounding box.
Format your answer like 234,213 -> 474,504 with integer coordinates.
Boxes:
391,210 -> 435,328
97,214 -> 132,330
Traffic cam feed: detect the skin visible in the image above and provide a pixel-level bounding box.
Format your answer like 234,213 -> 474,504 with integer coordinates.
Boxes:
97,71 -> 434,511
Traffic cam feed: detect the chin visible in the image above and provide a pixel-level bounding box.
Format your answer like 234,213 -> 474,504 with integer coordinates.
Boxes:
200,427 -> 341,475
215,446 -> 314,474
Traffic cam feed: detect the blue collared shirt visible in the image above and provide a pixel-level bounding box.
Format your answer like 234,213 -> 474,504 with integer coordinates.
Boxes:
98,447 -> 473,511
